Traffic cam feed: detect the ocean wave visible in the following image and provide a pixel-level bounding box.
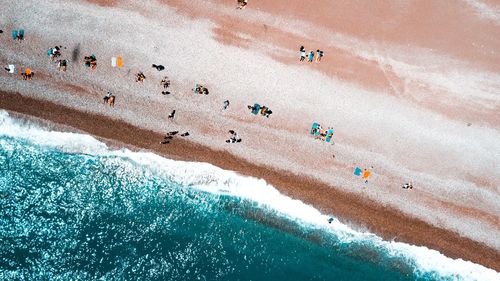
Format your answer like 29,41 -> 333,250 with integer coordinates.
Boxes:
1,110 -> 498,280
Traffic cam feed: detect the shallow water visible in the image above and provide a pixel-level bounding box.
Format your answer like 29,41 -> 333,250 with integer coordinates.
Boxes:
0,113 -> 498,281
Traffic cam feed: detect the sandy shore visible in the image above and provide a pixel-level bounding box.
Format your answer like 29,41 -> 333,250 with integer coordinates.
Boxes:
1,90 -> 499,271
1,0 -> 499,272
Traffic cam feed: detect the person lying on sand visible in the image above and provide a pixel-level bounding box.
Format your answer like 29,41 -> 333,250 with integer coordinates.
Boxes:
152,64 -> 165,71
402,182 -> 413,189
236,0 -> 248,9
166,131 -> 179,136
181,132 -> 189,137
259,106 -> 272,118
136,72 -> 146,82
103,91 -> 115,107
168,110 -> 176,120
162,91 -> 170,95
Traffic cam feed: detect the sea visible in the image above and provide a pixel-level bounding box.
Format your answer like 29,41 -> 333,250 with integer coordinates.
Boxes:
0,110 -> 498,281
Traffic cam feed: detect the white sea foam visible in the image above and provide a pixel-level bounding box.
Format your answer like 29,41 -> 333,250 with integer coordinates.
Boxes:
463,0 -> 500,24
1,111 -> 498,280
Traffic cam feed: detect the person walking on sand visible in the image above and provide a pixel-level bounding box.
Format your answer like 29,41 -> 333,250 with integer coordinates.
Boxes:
299,46 -> 306,61
308,51 -> 314,62
223,100 -> 230,110
316,50 -> 324,62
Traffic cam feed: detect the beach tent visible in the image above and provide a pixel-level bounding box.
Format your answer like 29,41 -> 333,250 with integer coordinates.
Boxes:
111,57 -> 117,67
8,65 -> 15,74
12,30 -> 17,40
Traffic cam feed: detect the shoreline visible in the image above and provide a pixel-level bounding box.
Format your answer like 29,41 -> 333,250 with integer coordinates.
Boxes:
1,91 -> 499,271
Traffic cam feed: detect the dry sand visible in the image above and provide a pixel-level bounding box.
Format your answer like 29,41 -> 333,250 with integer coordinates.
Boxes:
1,0 -> 499,270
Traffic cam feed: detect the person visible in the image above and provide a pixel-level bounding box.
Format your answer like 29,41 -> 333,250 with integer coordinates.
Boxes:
136,72 -> 146,82
167,131 -> 179,136
327,218 -> 334,224
308,51 -> 314,62
52,46 -> 61,60
258,106 -> 272,117
0,30 -> 3,34
402,182 -> 413,189
168,110 -> 176,120
299,46 -> 306,61
161,91 -> 170,95
103,91 -> 113,104
315,50 -> 322,62
223,100 -> 230,110
236,0 -> 248,9
152,64 -> 165,71
180,132 -> 189,137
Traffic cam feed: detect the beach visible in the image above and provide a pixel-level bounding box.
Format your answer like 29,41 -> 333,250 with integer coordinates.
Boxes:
1,0 -> 499,275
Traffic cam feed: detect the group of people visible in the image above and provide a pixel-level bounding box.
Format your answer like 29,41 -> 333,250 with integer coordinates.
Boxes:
136,71 -> 146,82
160,76 -> 170,95
193,84 -> 209,95
311,124 -> 333,141
47,46 -> 68,71
226,130 -> 242,143
21,68 -> 34,80
84,54 -> 97,69
299,46 -> 324,63
247,104 -> 272,118
160,130 -> 190,144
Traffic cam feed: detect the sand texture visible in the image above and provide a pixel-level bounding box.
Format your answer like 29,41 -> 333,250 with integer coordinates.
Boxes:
0,0 -> 499,270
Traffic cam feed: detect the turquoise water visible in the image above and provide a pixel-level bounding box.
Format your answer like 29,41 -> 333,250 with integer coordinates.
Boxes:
0,115 -> 497,280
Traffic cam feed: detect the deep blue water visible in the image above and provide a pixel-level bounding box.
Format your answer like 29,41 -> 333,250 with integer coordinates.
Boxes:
0,134 -> 461,280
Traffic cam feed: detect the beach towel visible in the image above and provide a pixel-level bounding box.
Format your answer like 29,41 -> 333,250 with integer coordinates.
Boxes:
25,68 -> 32,75
117,56 -> 123,68
362,170 -> 371,179
325,129 -> 334,142
310,122 -> 320,135
251,104 -> 260,115
47,48 -> 53,56
12,30 -> 17,40
8,65 -> 15,73
354,167 -> 362,176
111,57 -> 117,67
